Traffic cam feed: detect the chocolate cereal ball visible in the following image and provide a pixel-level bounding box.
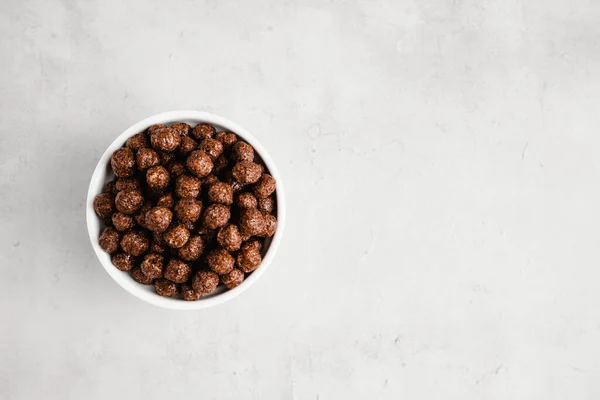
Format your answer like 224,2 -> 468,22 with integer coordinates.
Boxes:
257,196 -> 275,214
237,245 -> 262,273
167,160 -> 186,178
178,136 -> 197,155
171,122 -> 191,137
240,208 -> 266,237
192,123 -> 215,140
111,148 -> 136,178
99,227 -> 120,254
146,166 -> 170,190
158,150 -> 176,164
207,249 -> 235,275
178,235 -> 204,261
112,253 -> 135,271
198,138 -> 224,161
201,173 -> 220,188
157,193 -> 175,208
231,141 -> 254,162
144,206 -> 173,233
134,200 -> 152,228
221,269 -> 244,289
237,192 -> 257,210
253,174 -> 276,198
175,174 -> 201,198
192,270 -> 219,294
136,147 -> 160,170
140,253 -> 164,279
163,224 -> 190,248
186,150 -> 213,178
104,180 -> 117,194
174,198 -> 202,223
232,162 -> 263,184
115,190 -> 144,215
260,214 -> 277,237
208,182 -> 233,205
243,238 -> 264,252
125,132 -> 149,151
154,278 -> 178,297
164,258 -> 192,283
213,154 -> 229,174
182,284 -> 201,300
120,230 -> 149,256
215,131 -> 237,149
147,124 -> 167,136
115,178 -> 142,192
217,224 -> 242,252
131,267 -> 153,285
202,204 -> 230,229
112,212 -> 135,232
93,193 -> 114,218
150,127 -> 181,152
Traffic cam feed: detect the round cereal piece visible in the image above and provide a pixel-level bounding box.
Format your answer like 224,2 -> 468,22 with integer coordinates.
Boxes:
231,141 -> 254,162
120,230 -> 149,256
112,253 -> 135,271
192,270 -> 219,294
140,253 -> 164,279
181,284 -> 201,300
125,132 -> 149,151
104,180 -> 117,194
134,200 -> 152,228
156,193 -> 175,208
164,258 -> 192,283
136,147 -> 160,170
158,150 -> 176,164
163,224 -> 190,248
174,198 -> 202,223
171,122 -> 191,137
112,212 -> 135,232
146,166 -> 170,190
239,208 -> 266,237
93,192 -> 114,218
236,192 -> 257,210
198,138 -> 224,161
213,154 -> 229,174
221,268 -> 244,289
131,267 -> 153,285
215,131 -> 237,149
178,235 -> 204,261
144,206 -> 173,233
201,173 -> 219,188
208,182 -> 233,205
150,127 -> 181,152
151,231 -> 167,253
175,174 -> 201,198
147,124 -> 167,136
115,190 -> 144,215
178,136 -> 197,156
236,246 -> 262,273
115,178 -> 142,192
253,174 -> 276,198
217,224 -> 242,252
99,228 -> 120,253
243,238 -> 264,252
232,162 -> 263,184
167,160 -> 186,178
257,196 -> 275,214
259,214 -> 277,237
192,123 -> 216,140
111,148 -> 136,177
207,249 -> 235,275
154,278 -> 178,297
202,204 -> 230,229
186,150 -> 213,178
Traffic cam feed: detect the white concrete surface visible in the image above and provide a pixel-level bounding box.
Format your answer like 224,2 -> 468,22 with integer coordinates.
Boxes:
1,0 -> 600,398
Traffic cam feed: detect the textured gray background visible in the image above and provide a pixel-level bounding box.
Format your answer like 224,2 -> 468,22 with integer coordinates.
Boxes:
1,0 -> 600,399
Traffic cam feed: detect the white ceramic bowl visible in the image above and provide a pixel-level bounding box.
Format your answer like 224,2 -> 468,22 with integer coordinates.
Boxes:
86,111 -> 285,310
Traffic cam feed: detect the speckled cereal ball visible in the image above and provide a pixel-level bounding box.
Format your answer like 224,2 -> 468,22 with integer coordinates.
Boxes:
213,155 -> 229,174
158,150 -> 176,164
259,214 -> 277,237
112,253 -> 135,271
167,160 -> 186,178
157,193 -> 175,208
186,150 -> 213,178
150,127 -> 181,152
147,124 -> 167,136
202,204 -> 231,229
236,192 -> 257,210
243,238 -> 264,252
178,235 -> 204,261
174,174 -> 201,198
208,182 -> 233,205
164,258 -> 192,283
175,198 -> 202,223
111,148 -> 136,177
125,132 -> 149,151
146,166 -> 170,190
198,138 -> 224,161
192,270 -> 219,294
215,131 -> 237,149
99,228 -> 120,253
232,162 -> 263,184
240,208 -> 266,237
257,196 -> 275,214
115,190 -> 144,215
112,212 -> 135,232
163,224 -> 190,248
182,284 -> 201,300
93,193 -> 114,218
207,248 -> 235,275
151,232 -> 167,254
236,245 -> 262,273
136,147 -> 160,170
131,267 -> 153,284
178,135 -> 197,156
253,174 -> 276,198
104,180 -> 117,194
217,224 -> 242,252
201,174 -> 219,188
192,123 -> 216,140
115,178 -> 142,193
231,141 -> 254,162
134,201 -> 152,228
154,278 -> 178,297
120,230 -> 149,256
221,269 -> 244,289
140,253 -> 164,279
144,206 -> 173,233
171,122 -> 191,137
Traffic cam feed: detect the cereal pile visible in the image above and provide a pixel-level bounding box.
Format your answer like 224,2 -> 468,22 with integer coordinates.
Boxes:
93,122 -> 277,300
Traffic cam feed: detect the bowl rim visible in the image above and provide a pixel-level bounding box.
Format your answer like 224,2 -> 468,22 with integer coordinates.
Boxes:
86,110 -> 286,310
